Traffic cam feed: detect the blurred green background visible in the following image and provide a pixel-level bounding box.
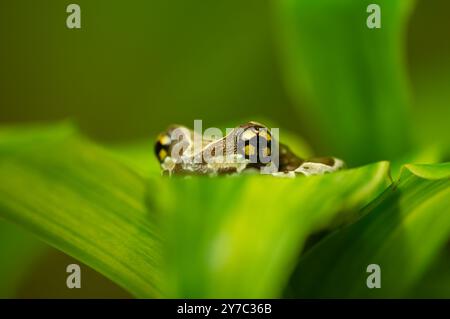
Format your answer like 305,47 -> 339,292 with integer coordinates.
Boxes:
0,0 -> 449,297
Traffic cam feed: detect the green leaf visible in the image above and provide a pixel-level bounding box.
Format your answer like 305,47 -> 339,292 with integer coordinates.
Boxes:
0,220 -> 48,298
107,140 -> 161,178
390,146 -> 444,180
157,161 -> 390,298
288,162 -> 450,298
0,122 -> 75,152
0,124 -> 163,298
274,0 -> 415,165
0,123 -> 412,298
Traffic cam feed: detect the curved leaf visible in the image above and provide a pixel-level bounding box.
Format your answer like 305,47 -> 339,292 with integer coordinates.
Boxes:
0,125 -> 163,298
0,123 -> 393,298
274,0 -> 415,164
288,162 -> 450,298
0,220 -> 48,298
158,162 -> 390,298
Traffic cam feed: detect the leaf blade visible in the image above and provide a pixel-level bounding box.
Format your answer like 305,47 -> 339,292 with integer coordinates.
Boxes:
160,162 -> 391,298
274,0 -> 415,164
288,162 -> 450,298
0,127 -> 163,298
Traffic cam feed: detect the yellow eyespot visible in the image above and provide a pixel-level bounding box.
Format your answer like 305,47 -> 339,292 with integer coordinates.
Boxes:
159,149 -> 168,161
258,129 -> 271,141
245,144 -> 256,156
262,147 -> 271,156
159,134 -> 171,146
